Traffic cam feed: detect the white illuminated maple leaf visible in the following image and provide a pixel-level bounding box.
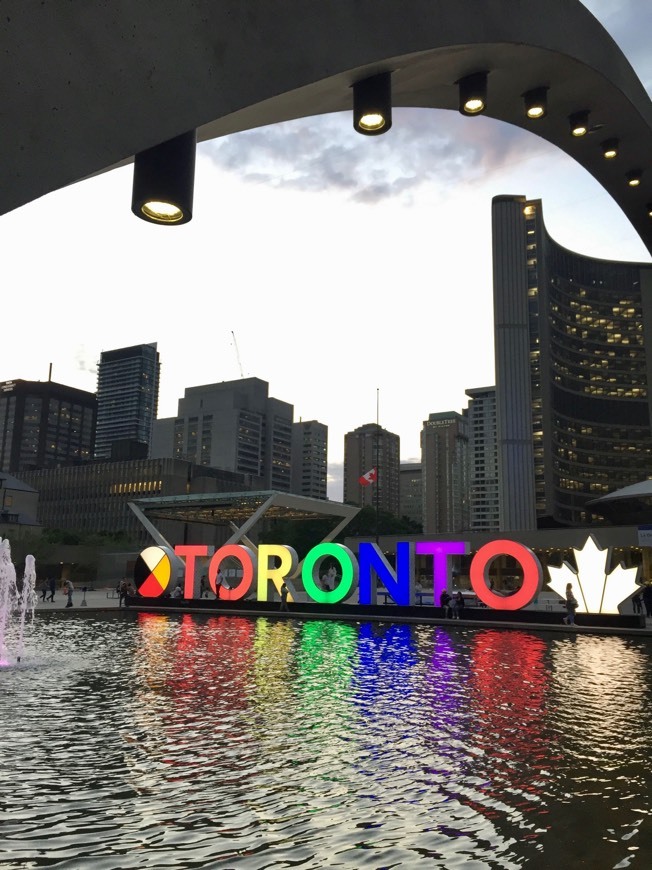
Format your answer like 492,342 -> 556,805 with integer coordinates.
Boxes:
547,535 -> 640,614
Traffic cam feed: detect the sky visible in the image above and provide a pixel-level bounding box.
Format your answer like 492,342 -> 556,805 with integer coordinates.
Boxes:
1,1 -> 651,502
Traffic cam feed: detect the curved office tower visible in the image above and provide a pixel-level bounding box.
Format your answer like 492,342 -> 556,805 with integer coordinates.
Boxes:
492,196 -> 652,530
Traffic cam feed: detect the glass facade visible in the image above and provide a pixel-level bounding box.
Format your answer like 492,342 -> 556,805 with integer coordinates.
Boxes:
494,196 -> 652,528
95,343 -> 160,460
0,380 -> 96,473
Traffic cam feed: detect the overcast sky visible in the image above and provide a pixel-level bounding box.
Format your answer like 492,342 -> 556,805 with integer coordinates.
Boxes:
1,1 -> 650,501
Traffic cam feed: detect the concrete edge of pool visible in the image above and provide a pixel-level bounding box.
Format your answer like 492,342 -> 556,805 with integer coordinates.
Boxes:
44,594 -> 652,638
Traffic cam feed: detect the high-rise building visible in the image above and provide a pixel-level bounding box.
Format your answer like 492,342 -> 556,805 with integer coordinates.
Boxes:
421,411 -> 469,534
465,387 -> 499,532
151,377 -> 293,491
95,343 -> 160,460
20,459 -> 251,545
343,423 -> 400,515
0,379 -> 96,473
493,194 -> 652,529
291,420 -> 328,500
399,462 -> 423,528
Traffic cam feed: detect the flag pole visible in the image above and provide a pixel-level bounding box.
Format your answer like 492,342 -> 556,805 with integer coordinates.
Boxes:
375,387 -> 380,545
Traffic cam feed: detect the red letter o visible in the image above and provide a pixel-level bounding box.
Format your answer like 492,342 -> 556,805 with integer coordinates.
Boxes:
470,540 -> 542,610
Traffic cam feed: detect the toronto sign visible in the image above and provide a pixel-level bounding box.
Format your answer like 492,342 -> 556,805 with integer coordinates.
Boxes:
135,535 -> 640,615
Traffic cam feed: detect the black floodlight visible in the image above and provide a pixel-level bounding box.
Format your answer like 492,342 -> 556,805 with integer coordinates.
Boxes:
569,110 -> 590,137
131,130 -> 197,225
458,72 -> 488,116
601,138 -> 619,159
353,72 -> 392,135
523,87 -> 548,119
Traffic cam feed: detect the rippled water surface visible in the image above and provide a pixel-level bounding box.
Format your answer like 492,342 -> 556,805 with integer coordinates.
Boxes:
1,612 -> 652,869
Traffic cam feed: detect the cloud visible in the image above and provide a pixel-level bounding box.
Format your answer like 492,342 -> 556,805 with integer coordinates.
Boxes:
203,109 -> 550,205
75,347 -> 97,376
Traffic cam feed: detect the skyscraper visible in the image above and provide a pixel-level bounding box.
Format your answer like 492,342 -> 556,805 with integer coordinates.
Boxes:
343,423 -> 400,515
465,387 -> 499,532
421,411 -> 469,534
0,379 -> 96,473
151,377 -> 293,491
291,420 -> 328,500
95,343 -> 160,460
399,462 -> 423,528
493,195 -> 652,529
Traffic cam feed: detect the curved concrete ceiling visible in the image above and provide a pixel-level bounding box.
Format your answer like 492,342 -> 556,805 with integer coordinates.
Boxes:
2,0 -> 652,253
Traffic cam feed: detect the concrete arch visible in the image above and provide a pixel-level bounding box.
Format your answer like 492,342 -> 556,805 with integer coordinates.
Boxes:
2,0 -> 652,252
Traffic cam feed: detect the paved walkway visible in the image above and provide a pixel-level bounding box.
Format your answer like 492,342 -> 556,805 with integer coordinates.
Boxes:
35,586 -> 122,611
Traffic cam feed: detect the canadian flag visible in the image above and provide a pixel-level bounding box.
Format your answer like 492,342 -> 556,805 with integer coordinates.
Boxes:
359,467 -> 377,486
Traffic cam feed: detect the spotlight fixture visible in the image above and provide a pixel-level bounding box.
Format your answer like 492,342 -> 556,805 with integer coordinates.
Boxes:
647,203 -> 652,218
353,72 -> 392,135
131,130 -> 197,224
601,138 -> 619,159
569,110 -> 590,137
458,72 -> 488,116
626,169 -> 642,187
523,87 -> 548,119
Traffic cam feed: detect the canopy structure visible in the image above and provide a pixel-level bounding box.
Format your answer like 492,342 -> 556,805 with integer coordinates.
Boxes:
2,1 -> 652,253
588,481 -> 652,526
128,490 -> 360,549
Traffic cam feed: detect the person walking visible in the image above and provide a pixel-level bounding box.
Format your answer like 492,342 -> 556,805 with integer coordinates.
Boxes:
632,590 -> 643,615
563,582 -> 578,626
64,579 -> 74,608
280,582 -> 289,612
46,576 -> 56,603
642,584 -> 652,618
40,578 -> 48,602
118,577 -> 129,608
454,591 -> 465,619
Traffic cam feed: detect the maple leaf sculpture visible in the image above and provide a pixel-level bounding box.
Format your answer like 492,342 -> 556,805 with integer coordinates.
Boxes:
547,535 -> 640,614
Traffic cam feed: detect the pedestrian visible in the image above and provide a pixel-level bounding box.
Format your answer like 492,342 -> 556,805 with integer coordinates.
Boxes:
562,582 -> 578,626
454,590 -> 465,619
46,576 -> 56,603
118,577 -> 129,608
280,582 -> 289,612
440,589 -> 452,618
215,569 -> 225,598
632,590 -> 643,615
40,578 -> 48,602
64,579 -> 74,608
642,584 -> 652,618
199,574 -> 209,598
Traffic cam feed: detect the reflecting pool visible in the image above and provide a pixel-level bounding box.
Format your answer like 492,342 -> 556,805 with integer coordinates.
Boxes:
1,612 -> 651,868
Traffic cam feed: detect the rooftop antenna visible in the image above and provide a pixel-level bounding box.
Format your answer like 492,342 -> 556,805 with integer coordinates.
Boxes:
48,363 -> 52,382
231,331 -> 244,378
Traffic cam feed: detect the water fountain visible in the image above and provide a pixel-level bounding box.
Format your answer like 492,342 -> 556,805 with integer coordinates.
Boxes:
0,537 -> 36,666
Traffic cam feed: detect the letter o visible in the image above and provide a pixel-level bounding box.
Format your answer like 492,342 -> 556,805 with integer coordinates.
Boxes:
470,539 -> 542,610
209,545 -> 255,601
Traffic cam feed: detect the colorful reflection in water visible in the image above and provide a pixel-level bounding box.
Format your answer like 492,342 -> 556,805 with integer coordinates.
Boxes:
1,613 -> 651,868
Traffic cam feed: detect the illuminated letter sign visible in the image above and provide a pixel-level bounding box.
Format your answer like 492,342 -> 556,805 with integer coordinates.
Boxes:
209,544 -> 256,601
358,542 -> 414,605
470,539 -> 543,610
257,544 -> 298,602
135,536 -> 551,613
302,543 -> 357,604
416,541 -> 469,602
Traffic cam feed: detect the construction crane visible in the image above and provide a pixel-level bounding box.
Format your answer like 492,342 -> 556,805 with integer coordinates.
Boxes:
231,330 -> 244,378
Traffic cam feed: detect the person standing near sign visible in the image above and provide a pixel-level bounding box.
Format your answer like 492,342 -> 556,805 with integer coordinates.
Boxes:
642,584 -> 652,618
280,582 -> 289,612
562,583 -> 578,626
